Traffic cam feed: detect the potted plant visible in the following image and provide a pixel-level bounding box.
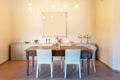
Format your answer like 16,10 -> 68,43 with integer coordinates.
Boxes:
34,40 -> 39,44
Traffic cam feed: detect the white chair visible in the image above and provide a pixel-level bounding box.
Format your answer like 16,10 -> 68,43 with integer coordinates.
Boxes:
89,45 -> 97,73
72,44 -> 91,69
64,49 -> 81,79
80,45 -> 97,73
72,43 -> 91,66
36,49 -> 53,79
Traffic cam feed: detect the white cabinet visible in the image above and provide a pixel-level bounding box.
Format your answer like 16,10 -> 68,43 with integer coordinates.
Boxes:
11,43 -> 42,60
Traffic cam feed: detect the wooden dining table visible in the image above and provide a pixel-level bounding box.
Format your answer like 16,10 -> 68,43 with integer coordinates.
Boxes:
25,46 -> 91,76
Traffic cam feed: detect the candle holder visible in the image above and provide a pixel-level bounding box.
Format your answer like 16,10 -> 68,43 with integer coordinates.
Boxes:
83,35 -> 91,43
78,33 -> 91,43
46,38 -> 51,44
78,35 -> 83,43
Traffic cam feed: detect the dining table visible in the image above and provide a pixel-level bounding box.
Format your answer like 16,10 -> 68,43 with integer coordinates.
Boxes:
25,46 -> 91,76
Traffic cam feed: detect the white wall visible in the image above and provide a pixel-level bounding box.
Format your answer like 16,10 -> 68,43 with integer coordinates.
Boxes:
11,0 -> 96,43
96,0 -> 113,67
0,0 -> 12,64
112,0 -> 120,71
96,0 -> 120,71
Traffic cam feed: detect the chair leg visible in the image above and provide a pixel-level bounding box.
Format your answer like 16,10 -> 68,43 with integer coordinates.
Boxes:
90,60 -> 92,68
60,57 -> 63,70
92,60 -> 96,73
39,64 -> 41,72
73,64 -> 75,69
64,64 -> 67,79
79,64 -> 81,79
36,64 -> 39,79
82,60 -> 84,67
51,64 -> 53,78
76,64 -> 78,72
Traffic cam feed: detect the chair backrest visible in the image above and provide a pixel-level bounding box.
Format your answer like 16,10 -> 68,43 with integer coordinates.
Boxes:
36,49 -> 52,64
90,45 -> 97,60
72,44 -> 91,48
65,49 -> 81,64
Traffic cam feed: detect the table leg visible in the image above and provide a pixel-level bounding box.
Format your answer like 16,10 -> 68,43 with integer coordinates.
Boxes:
26,54 -> 29,76
87,59 -> 90,75
32,56 -> 34,68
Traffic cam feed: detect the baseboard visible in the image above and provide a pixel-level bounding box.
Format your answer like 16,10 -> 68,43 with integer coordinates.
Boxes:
112,69 -> 120,72
98,59 -> 120,72
0,59 -> 9,65
98,59 -> 112,69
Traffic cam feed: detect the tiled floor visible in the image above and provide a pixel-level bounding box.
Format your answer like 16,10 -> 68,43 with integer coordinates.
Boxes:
0,60 -> 120,80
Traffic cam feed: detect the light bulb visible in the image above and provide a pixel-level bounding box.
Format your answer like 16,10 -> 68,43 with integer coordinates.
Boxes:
43,16 -> 46,19
36,11 -> 41,15
50,16 -> 54,18
60,8 -> 64,12
75,4 -> 79,8
28,7 -> 32,11
52,4 -> 56,9
28,2 -> 32,7
63,4 -> 68,9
